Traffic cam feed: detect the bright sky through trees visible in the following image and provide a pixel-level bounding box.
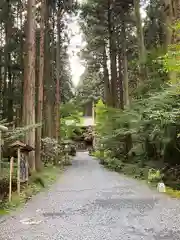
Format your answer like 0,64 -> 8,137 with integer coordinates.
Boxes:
68,0 -> 146,86
68,0 -> 85,87
68,17 -> 85,86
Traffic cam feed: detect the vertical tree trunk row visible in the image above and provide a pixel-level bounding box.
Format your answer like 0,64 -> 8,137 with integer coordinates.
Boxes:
23,0 -> 36,171
55,6 -> 62,141
35,0 -> 46,171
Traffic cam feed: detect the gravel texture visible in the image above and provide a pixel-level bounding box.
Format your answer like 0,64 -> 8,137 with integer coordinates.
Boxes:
0,152 -> 180,239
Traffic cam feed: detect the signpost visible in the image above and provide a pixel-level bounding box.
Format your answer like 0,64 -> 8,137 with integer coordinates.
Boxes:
8,141 -> 34,201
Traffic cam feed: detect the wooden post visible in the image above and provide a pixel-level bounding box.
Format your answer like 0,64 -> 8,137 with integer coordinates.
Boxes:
25,154 -> 29,184
17,148 -> 21,195
9,157 -> 14,202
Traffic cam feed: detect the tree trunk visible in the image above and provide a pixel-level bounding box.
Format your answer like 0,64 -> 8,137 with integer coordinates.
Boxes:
122,20 -> 130,106
116,27 -> 124,109
108,0 -> 118,107
23,0 -> 36,171
102,44 -> 111,105
117,48 -> 124,110
0,54 -> 2,118
51,6 -> 56,138
43,2 -> 53,138
7,74 -> 14,122
19,0 -> 24,126
55,7 -> 62,141
3,0 -> 11,119
163,0 -> 177,81
35,0 -> 45,171
134,0 -> 147,83
44,100 -> 52,137
163,0 -> 173,51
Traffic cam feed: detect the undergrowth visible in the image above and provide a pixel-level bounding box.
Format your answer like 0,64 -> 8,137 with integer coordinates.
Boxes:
93,150 -> 180,199
93,27 -> 180,197
0,165 -> 61,216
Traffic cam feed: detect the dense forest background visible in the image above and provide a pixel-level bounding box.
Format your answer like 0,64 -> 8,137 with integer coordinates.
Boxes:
0,0 -> 180,190
0,0 -> 75,173
75,0 -> 180,188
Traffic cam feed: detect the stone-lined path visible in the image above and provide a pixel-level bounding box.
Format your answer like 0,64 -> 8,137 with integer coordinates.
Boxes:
0,152 -> 180,239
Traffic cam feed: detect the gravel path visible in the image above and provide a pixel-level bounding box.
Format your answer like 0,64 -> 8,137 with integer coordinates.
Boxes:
0,152 -> 180,239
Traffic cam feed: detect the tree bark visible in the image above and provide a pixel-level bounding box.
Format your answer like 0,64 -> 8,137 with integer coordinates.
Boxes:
117,47 -> 124,110
3,0 -> 12,119
43,1 -> 53,138
51,5 -> 56,138
134,0 -> 147,83
163,0 -> 177,81
116,26 -> 124,109
163,0 -> 173,50
35,0 -> 45,171
122,20 -> 129,106
102,44 -> 111,106
19,0 -> 24,126
108,0 -> 118,107
23,0 -> 36,171
55,7 -> 62,141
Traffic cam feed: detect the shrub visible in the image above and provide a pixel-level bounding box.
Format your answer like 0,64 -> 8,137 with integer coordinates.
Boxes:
93,150 -> 104,160
41,137 -> 63,166
148,168 -> 163,183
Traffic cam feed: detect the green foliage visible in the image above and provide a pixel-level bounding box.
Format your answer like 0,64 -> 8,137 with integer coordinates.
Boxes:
0,119 -> 41,148
77,0 -> 180,192
41,137 -> 72,166
95,86 -> 180,155
95,99 -> 107,137
144,0 -> 165,49
96,151 -> 149,179
93,150 -> 104,160
60,102 -> 83,140
75,70 -> 103,103
148,169 -> 163,183
161,22 -> 180,93
5,123 -> 42,143
41,137 -> 62,166
0,166 -> 61,214
92,29 -> 180,190
94,76 -> 180,189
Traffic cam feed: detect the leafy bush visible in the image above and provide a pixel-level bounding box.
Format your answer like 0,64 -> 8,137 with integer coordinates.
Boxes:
60,102 -> 83,140
69,144 -> 76,156
93,29 -> 180,188
148,169 -> 163,183
41,137 -> 63,166
95,84 -> 180,160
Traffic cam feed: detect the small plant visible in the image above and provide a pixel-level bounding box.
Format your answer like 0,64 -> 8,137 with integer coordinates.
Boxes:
104,150 -> 112,159
148,168 -> 163,183
94,150 -> 105,159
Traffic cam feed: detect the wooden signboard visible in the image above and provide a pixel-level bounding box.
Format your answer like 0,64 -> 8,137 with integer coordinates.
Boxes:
8,141 -> 33,201
20,153 -> 28,183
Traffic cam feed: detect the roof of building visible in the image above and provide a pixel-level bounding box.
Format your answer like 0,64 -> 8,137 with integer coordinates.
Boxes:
9,141 -> 34,152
